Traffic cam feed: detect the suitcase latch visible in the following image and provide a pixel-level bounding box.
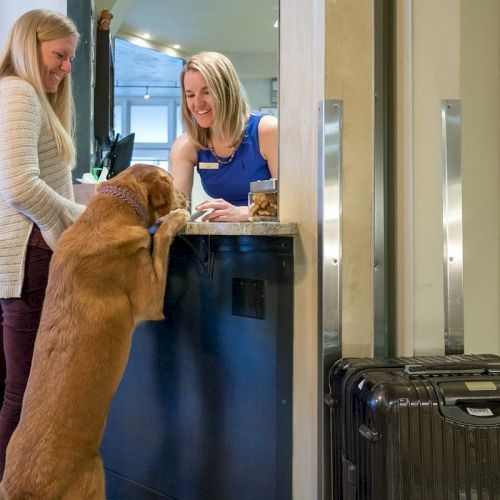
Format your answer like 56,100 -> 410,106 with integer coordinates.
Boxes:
358,423 -> 381,443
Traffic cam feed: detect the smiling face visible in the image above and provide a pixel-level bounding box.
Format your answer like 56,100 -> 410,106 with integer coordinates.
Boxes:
183,69 -> 215,129
38,36 -> 77,93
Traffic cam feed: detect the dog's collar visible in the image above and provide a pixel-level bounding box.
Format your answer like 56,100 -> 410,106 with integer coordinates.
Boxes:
97,185 -> 148,225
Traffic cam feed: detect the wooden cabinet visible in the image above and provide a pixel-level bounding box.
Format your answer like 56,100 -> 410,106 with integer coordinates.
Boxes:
93,29 -> 114,146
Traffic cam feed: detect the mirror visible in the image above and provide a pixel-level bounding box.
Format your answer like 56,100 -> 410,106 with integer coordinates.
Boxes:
105,0 -> 279,207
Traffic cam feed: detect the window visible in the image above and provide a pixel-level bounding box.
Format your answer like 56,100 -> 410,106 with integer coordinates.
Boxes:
130,105 -> 168,143
114,105 -> 122,136
114,97 -> 182,170
176,104 -> 183,138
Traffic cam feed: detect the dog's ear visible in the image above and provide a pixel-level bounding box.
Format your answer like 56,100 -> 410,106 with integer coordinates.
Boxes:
148,176 -> 173,214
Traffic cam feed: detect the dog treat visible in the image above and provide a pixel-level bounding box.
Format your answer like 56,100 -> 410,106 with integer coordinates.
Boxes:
248,191 -> 278,221
248,179 -> 279,222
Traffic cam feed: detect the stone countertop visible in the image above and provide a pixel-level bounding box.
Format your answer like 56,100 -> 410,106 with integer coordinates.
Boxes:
181,222 -> 298,236
73,185 -> 297,236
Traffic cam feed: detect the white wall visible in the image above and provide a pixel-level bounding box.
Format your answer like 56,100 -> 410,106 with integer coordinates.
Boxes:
399,0 -> 499,356
412,0 -> 460,355
280,0 -> 324,497
229,52 -> 277,111
1,1 -> 67,51
462,0 -> 500,354
241,78 -> 276,111
326,0 -> 375,358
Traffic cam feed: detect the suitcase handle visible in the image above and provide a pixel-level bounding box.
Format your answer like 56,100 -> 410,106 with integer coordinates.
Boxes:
404,363 -> 500,376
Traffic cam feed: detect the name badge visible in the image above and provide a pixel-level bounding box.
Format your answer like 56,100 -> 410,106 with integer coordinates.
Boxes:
199,162 -> 219,170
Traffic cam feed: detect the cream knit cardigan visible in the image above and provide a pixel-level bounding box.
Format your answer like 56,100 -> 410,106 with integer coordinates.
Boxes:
0,77 -> 85,298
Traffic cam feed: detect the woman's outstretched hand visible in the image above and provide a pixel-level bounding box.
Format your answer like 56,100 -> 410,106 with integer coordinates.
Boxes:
195,199 -> 249,222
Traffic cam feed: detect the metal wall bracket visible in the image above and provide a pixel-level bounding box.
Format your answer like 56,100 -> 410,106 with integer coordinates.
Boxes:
441,99 -> 464,354
318,100 -> 343,358
318,99 -> 343,500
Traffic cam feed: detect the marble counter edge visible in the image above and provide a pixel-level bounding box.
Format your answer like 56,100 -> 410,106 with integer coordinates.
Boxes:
180,222 -> 298,236
73,185 -> 297,236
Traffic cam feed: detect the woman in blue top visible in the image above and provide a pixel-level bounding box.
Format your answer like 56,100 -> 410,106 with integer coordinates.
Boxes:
170,51 -> 278,222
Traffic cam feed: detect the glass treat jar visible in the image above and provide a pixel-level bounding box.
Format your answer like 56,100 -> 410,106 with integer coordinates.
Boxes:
248,179 -> 279,222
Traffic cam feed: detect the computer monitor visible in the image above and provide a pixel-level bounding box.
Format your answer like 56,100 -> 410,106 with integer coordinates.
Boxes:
105,133 -> 135,179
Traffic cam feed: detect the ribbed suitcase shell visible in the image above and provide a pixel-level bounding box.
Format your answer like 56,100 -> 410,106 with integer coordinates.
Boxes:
329,354 -> 500,500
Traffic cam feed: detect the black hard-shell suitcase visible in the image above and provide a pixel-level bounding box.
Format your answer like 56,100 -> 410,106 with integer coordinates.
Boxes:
327,354 -> 500,500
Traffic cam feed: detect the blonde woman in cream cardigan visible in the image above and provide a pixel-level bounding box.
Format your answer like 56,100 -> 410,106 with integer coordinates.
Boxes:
0,9 -> 85,477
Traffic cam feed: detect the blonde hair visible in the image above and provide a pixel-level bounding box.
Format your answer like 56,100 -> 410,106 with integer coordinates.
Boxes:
181,51 -> 250,150
0,9 -> 79,164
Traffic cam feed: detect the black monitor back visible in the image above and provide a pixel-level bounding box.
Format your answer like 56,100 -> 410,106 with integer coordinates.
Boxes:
106,133 -> 135,178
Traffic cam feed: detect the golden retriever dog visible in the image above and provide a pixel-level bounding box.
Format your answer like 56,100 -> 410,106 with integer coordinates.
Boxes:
0,164 -> 189,499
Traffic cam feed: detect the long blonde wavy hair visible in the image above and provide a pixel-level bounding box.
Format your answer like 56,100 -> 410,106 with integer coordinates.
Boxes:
180,51 -> 250,150
0,9 -> 79,164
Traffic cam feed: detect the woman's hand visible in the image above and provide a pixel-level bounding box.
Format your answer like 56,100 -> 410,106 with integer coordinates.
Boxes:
195,199 -> 249,222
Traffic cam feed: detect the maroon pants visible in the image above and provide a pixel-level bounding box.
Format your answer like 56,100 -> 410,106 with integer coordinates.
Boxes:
0,226 -> 52,478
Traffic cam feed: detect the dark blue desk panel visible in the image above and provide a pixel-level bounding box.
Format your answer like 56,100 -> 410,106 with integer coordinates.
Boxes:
101,235 -> 293,500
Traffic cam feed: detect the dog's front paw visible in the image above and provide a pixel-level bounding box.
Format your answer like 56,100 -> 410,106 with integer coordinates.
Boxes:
156,209 -> 190,234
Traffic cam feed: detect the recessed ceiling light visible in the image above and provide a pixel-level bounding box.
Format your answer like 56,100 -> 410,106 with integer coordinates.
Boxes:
142,33 -> 151,39
173,44 -> 181,49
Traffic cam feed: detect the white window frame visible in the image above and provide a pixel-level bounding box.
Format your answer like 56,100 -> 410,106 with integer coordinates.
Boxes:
114,96 -> 182,169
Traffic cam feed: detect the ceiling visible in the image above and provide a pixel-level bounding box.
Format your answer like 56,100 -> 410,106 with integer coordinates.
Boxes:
114,37 -> 184,89
99,0 -> 279,93
118,0 -> 279,55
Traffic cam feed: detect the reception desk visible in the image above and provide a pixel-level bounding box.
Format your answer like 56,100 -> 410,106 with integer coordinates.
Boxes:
101,222 -> 297,500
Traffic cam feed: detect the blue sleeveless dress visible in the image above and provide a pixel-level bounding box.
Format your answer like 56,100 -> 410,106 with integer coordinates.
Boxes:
196,113 -> 272,206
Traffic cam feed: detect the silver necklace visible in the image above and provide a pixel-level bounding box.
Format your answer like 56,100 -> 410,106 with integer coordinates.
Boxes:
209,146 -> 238,165
209,128 -> 246,165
